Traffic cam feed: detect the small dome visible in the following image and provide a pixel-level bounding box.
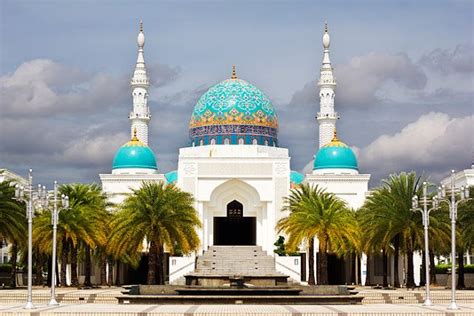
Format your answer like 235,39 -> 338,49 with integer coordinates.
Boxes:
189,69 -> 278,146
290,171 -> 305,187
112,133 -> 157,170
165,170 -> 178,184
313,133 -> 358,171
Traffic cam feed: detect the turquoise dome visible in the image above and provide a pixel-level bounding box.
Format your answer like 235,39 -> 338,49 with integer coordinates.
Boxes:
290,171 -> 305,185
189,72 -> 278,146
165,170 -> 178,184
314,135 -> 358,170
112,135 -> 157,170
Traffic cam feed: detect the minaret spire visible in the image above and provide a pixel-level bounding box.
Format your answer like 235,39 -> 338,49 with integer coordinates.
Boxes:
316,22 -> 338,148
129,20 -> 151,145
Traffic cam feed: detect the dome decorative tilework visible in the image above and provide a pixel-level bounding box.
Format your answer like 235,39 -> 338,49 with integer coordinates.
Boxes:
189,77 -> 278,146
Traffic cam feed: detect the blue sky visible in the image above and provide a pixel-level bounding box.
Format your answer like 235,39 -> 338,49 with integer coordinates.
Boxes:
1,0 -> 473,186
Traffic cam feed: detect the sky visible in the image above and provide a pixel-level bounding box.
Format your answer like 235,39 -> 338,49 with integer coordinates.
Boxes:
0,0 -> 473,188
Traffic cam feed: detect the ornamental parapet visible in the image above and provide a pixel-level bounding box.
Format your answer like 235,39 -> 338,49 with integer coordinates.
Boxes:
316,112 -> 339,120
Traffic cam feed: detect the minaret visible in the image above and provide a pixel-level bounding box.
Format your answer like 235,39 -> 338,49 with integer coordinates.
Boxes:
129,20 -> 151,145
316,22 -> 339,148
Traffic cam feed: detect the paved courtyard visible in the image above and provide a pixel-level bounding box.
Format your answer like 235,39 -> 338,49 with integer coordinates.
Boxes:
1,302 -> 474,315
1,287 -> 473,315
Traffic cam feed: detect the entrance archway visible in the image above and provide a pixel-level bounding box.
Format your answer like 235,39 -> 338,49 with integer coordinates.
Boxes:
213,200 -> 256,245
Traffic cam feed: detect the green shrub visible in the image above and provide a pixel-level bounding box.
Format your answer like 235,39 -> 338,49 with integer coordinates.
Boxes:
435,264 -> 474,274
0,264 -> 12,273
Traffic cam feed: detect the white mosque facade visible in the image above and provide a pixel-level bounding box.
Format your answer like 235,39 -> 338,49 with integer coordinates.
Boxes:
100,23 -> 370,284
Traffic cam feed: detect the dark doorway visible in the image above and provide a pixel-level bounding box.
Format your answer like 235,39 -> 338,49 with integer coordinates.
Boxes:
327,254 -> 346,285
213,200 -> 256,245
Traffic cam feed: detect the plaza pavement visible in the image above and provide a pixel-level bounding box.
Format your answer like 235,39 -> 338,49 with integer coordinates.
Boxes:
0,286 -> 473,315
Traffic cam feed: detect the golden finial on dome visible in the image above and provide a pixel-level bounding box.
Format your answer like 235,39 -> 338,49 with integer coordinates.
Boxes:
331,128 -> 339,142
139,19 -> 143,32
231,65 -> 237,79
324,21 -> 328,33
131,128 -> 139,141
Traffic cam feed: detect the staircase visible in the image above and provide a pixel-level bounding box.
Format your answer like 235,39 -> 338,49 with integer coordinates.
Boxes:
185,246 -> 289,286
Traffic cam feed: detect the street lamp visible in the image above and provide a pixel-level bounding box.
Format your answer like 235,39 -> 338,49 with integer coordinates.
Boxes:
48,181 -> 69,306
437,170 -> 471,310
412,181 -> 438,306
14,169 -> 48,309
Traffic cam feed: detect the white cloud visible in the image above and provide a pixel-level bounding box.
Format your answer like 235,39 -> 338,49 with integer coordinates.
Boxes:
356,112 -> 473,180
0,59 -> 129,117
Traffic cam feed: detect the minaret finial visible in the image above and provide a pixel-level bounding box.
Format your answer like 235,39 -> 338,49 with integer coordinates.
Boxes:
322,22 -> 330,49
137,20 -> 145,48
231,65 -> 237,79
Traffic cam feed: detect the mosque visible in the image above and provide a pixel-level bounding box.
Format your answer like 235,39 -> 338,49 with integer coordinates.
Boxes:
99,22 -> 371,285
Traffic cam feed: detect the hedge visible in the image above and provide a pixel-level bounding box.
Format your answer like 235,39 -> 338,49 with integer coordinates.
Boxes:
0,264 -> 12,273
435,264 -> 474,274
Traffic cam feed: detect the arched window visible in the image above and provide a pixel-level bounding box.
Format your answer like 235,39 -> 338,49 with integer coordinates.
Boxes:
264,140 -> 269,146
199,139 -> 204,146
252,139 -> 258,145
238,138 -> 244,145
224,138 -> 230,145
210,138 -> 216,145
227,200 -> 243,217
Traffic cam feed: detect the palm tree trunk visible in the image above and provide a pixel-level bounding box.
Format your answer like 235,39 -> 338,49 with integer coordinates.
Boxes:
308,238 -> 315,285
60,237 -> 68,286
108,258 -> 114,286
318,241 -> 328,285
70,243 -> 79,287
100,256 -> 107,285
365,254 -> 372,286
10,243 -> 17,288
393,236 -> 400,287
457,251 -> 465,289
115,260 -> 121,286
429,250 -> 437,285
84,245 -> 92,287
382,249 -> 388,288
157,243 -> 165,285
420,250 -> 426,286
35,255 -> 44,286
357,254 -> 362,285
147,241 -> 158,285
406,249 -> 415,288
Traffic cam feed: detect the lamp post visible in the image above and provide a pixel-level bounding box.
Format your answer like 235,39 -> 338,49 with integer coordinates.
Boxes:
14,169 -> 47,309
437,170 -> 471,310
411,181 -> 438,306
49,181 -> 69,305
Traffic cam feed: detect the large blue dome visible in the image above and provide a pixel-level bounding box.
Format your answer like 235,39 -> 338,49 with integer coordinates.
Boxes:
314,134 -> 358,170
112,135 -> 157,170
189,71 -> 278,146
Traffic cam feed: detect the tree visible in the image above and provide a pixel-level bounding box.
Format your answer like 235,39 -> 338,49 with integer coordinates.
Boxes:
108,182 -> 201,285
457,186 -> 474,289
33,183 -> 108,287
360,172 -> 450,288
277,184 -> 357,285
0,180 -> 26,287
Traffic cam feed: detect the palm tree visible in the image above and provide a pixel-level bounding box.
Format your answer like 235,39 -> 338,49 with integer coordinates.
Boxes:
457,186 -> 474,289
360,172 -> 450,288
0,180 -> 26,287
277,184 -> 358,285
108,182 -> 201,285
33,183 -> 108,287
